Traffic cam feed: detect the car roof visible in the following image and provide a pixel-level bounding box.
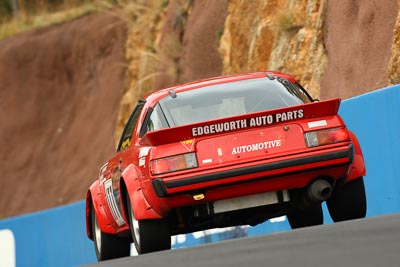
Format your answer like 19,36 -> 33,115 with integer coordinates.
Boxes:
143,71 -> 298,105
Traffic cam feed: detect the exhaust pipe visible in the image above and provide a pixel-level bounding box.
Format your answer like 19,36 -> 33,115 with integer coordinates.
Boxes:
307,179 -> 332,202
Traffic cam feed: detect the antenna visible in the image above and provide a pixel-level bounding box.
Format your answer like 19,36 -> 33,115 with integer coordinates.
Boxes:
266,72 -> 275,80
169,89 -> 177,98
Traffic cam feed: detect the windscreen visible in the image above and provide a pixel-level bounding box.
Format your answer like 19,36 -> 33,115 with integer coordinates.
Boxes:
159,77 -> 312,127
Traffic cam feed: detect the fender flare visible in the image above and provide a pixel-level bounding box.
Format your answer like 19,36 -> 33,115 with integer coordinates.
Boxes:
347,130 -> 366,181
86,180 -> 116,239
120,164 -> 162,221
85,189 -> 94,240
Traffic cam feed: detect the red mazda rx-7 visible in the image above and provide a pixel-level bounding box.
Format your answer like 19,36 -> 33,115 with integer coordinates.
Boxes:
86,72 -> 366,261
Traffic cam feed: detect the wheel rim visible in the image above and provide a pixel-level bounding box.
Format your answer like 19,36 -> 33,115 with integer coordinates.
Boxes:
94,213 -> 102,252
130,207 -> 141,246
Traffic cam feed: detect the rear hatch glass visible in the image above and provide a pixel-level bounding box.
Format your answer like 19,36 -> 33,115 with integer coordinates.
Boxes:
160,77 -> 312,127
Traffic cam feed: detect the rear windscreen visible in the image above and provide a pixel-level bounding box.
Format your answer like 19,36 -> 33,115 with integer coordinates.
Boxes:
159,77 -> 312,127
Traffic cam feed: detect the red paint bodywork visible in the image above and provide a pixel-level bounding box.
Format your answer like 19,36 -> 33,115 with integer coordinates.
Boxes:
86,72 -> 366,239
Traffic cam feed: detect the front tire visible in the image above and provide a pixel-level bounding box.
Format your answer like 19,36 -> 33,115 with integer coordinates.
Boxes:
91,204 -> 130,261
127,195 -> 171,254
287,203 -> 323,229
327,177 -> 367,222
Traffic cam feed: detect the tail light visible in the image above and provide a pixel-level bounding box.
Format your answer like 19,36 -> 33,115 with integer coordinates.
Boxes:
150,153 -> 198,175
305,127 -> 350,148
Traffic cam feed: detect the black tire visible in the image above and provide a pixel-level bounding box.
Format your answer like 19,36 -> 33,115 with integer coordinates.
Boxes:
287,203 -> 323,229
327,177 -> 367,222
127,195 -> 171,254
91,204 -> 131,261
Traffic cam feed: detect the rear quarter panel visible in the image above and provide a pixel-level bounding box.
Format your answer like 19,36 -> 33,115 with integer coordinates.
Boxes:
347,130 -> 366,181
122,163 -> 163,220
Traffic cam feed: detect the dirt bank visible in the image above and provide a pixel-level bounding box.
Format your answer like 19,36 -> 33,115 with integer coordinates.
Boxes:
0,12 -> 127,218
321,0 -> 398,99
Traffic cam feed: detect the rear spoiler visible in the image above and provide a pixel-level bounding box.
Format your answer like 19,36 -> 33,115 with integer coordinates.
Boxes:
140,98 -> 341,146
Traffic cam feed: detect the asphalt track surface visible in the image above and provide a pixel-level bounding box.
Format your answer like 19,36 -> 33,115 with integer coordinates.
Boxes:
83,213 -> 400,267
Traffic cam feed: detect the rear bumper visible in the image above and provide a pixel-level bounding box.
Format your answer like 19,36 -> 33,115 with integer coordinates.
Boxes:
152,144 -> 353,198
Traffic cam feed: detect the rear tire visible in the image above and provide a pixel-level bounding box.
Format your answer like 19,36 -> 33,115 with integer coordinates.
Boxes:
127,195 -> 171,254
91,204 -> 130,261
287,203 -> 323,229
327,177 -> 367,222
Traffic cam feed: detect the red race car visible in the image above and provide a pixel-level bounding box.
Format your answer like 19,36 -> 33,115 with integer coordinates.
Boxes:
86,72 -> 366,261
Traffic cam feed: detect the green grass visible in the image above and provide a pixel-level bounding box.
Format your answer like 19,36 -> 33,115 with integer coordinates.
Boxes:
275,10 -> 303,33
0,1 -> 118,40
